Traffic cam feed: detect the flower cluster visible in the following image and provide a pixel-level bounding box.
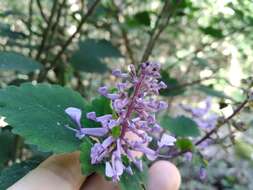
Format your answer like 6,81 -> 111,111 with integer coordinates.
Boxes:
180,98 -> 218,131
65,61 -> 176,181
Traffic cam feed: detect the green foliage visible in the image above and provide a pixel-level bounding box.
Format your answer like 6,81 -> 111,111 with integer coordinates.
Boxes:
0,129 -> 16,169
199,26 -> 224,39
0,52 -> 42,73
83,96 -> 113,128
119,163 -> 148,190
160,70 -> 185,96
0,83 -> 86,153
0,156 -> 47,190
126,11 -> 151,27
161,115 -> 200,137
80,138 -> 104,176
70,39 -> 122,73
176,138 -> 194,151
196,85 -> 231,100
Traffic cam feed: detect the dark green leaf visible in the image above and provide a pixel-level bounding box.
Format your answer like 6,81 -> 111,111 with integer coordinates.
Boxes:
80,138 -> 104,176
126,11 -> 151,27
160,70 -> 185,97
0,83 -> 86,153
0,52 -> 42,73
199,26 -> 224,39
0,156 -> 47,189
83,96 -> 113,128
196,85 -> 231,100
0,23 -> 26,39
119,162 -> 148,190
0,129 -> 16,169
161,116 -> 200,137
70,39 -> 122,73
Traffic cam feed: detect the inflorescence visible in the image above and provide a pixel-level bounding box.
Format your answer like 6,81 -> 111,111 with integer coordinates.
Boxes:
65,61 -> 176,181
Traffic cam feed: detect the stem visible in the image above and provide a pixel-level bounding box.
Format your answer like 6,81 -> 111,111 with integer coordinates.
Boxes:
195,98 -> 248,146
36,0 -> 58,60
36,0 -> 48,23
121,73 -> 145,137
141,0 -> 181,62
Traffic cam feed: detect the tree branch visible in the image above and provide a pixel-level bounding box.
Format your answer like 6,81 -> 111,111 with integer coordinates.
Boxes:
195,98 -> 249,146
141,0 -> 181,62
37,0 -> 101,82
36,0 -> 48,23
36,0 -> 58,60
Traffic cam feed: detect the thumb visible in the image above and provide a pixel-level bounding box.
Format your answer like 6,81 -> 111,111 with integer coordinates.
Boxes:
8,152 -> 85,190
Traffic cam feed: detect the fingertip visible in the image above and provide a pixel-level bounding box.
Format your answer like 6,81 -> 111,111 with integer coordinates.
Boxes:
148,160 -> 181,190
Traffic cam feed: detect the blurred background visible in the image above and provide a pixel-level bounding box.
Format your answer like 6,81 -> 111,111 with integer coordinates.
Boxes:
0,0 -> 253,189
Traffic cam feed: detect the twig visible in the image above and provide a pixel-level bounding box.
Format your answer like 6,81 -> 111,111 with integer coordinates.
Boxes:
36,0 -> 58,60
113,1 -> 135,65
195,98 -> 248,146
37,0 -> 101,82
141,0 -> 181,62
36,0 -> 48,23
45,0 -> 67,61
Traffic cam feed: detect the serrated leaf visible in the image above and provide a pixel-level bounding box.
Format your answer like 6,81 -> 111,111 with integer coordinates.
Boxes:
80,138 -> 104,176
70,39 -> 122,73
0,83 -> 86,153
161,116 -> 200,137
0,52 -> 42,73
0,156 -> 47,189
119,163 -> 148,190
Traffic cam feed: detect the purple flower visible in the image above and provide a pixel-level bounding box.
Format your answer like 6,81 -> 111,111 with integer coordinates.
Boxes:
65,107 -> 108,139
199,167 -> 207,180
158,134 -> 176,148
180,98 -> 218,131
64,61 -> 176,181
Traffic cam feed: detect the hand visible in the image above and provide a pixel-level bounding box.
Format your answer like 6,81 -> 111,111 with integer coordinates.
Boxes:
8,152 -> 181,190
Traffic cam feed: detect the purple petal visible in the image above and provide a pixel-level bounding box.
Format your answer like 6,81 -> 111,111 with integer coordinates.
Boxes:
112,69 -> 128,78
105,162 -> 114,178
98,86 -> 108,96
125,166 -> 133,175
86,112 -> 96,120
134,159 -> 143,171
65,107 -> 82,128
158,134 -> 176,148
81,128 -> 108,137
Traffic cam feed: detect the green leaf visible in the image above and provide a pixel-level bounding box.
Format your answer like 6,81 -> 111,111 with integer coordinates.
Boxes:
0,83 -> 86,153
70,39 -> 122,73
119,163 -> 148,190
111,126 -> 121,138
160,70 -> 185,97
126,11 -> 151,27
80,138 -> 104,176
176,138 -> 194,151
0,52 -> 42,73
0,23 -> 26,39
196,85 -> 231,100
161,116 -> 200,137
83,96 -> 113,128
199,26 -> 224,39
0,129 -> 16,169
0,156 -> 47,189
